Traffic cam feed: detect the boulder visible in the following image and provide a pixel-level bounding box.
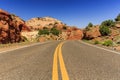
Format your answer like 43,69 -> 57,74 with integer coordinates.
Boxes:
67,27 -> 83,40
84,26 -> 101,39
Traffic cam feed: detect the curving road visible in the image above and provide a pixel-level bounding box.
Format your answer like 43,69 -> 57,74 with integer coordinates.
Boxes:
0,40 -> 120,80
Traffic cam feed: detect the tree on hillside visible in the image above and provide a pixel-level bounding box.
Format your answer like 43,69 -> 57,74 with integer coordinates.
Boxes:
99,20 -> 113,36
115,14 -> 120,21
99,25 -> 111,36
85,22 -> 93,30
101,20 -> 115,27
88,22 -> 93,27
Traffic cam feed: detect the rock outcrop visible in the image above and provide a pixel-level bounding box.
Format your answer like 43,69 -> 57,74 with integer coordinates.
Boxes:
0,9 -> 29,44
66,27 -> 83,40
26,17 -> 84,40
25,17 -> 64,30
84,26 -> 101,39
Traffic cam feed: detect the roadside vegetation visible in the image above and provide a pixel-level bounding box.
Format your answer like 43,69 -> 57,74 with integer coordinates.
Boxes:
102,40 -> 113,46
94,40 -> 100,45
83,13 -> 120,48
99,20 -> 115,36
0,41 -> 36,49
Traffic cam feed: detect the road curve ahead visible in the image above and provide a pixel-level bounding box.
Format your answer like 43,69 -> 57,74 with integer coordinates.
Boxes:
0,41 -> 120,80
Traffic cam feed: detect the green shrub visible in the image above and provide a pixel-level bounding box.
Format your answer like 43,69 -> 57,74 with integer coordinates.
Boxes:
38,29 -> 50,35
85,22 -> 93,30
101,20 -> 115,27
88,22 -> 93,27
99,25 -> 111,36
115,14 -> 120,21
94,40 -> 100,44
50,28 -> 60,36
38,28 -> 61,36
102,40 -> 113,46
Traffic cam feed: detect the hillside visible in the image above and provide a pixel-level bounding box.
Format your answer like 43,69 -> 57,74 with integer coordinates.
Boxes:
24,17 -> 83,41
26,17 -> 64,30
83,18 -> 120,50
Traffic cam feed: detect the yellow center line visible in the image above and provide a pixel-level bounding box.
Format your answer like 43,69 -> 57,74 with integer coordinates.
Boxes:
59,42 -> 69,80
52,44 -> 59,80
52,42 -> 69,80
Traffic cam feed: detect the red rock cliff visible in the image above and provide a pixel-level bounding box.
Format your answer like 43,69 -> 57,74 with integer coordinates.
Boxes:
0,9 -> 30,44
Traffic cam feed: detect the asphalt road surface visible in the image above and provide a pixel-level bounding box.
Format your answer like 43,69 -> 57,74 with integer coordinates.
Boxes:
0,40 -> 120,80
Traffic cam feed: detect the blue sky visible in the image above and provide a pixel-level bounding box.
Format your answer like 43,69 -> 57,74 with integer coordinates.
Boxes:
0,0 -> 120,28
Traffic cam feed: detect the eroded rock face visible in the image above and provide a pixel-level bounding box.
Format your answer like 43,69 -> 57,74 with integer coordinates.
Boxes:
0,9 -> 29,44
84,26 -> 101,39
26,17 -> 84,40
66,27 -> 84,40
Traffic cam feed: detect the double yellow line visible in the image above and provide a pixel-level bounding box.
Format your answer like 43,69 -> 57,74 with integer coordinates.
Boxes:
52,42 -> 69,80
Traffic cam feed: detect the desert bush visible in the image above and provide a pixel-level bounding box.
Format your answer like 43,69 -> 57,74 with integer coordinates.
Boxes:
38,29 -> 50,35
101,20 -> 115,27
85,22 -> 93,31
38,28 -> 60,36
94,40 -> 100,44
99,25 -> 111,36
50,28 -> 60,36
115,14 -> 120,21
88,22 -> 93,27
102,40 -> 113,46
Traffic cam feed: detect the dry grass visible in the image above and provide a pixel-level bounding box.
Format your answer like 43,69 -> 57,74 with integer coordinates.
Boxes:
0,41 -> 37,52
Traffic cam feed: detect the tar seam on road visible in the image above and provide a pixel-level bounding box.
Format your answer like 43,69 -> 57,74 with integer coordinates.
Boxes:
52,42 -> 69,80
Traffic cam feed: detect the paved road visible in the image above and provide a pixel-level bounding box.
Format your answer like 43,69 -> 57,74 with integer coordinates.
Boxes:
0,40 -> 120,80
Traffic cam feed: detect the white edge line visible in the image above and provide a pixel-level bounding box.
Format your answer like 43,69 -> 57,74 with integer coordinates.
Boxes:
0,41 -> 51,54
79,40 -> 120,55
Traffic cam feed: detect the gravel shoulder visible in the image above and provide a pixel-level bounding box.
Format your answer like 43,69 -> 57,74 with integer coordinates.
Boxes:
0,41 -> 49,53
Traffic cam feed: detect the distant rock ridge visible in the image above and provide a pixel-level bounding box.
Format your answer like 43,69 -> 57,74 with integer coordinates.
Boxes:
25,16 -> 84,40
25,17 -> 64,30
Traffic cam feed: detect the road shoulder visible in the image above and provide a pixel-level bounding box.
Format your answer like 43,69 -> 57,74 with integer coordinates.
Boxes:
0,41 -> 51,54
79,40 -> 120,55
